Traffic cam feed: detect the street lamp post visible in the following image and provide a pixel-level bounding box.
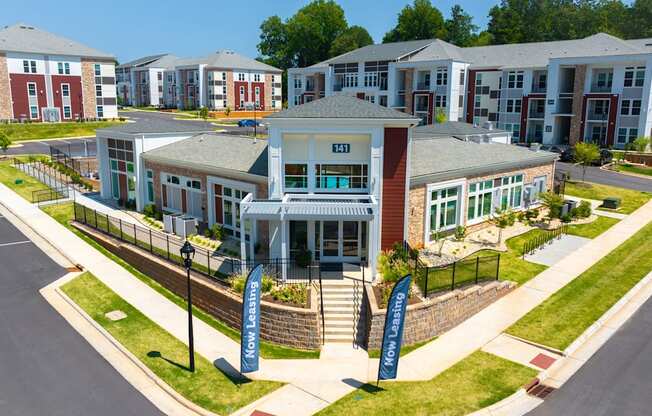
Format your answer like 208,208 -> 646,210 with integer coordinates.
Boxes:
180,240 -> 196,372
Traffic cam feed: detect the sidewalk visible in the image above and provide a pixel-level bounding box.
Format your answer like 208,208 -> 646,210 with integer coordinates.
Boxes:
2,180 -> 652,416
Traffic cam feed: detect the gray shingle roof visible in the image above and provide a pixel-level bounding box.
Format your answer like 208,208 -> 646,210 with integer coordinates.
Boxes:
410,137 -> 557,185
312,39 -> 435,67
176,50 -> 281,72
141,54 -> 180,70
414,121 -> 507,138
266,95 -> 419,120
96,118 -> 215,135
142,133 -> 268,177
0,23 -> 114,59
117,54 -> 169,69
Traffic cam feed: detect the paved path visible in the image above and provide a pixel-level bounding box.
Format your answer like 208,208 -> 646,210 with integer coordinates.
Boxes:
2,181 -> 652,416
0,212 -> 163,416
525,234 -> 591,266
528,276 -> 652,416
557,162 -> 652,193
6,137 -> 96,157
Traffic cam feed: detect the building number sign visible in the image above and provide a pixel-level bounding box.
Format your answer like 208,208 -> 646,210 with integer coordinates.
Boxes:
332,143 -> 350,153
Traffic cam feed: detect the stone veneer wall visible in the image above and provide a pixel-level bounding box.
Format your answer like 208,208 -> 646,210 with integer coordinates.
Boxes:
0,54 -> 12,119
264,74 -> 273,110
569,65 -> 587,145
364,280 -> 516,349
74,222 -> 321,349
404,69 -> 414,114
81,59 -> 97,118
226,71 -> 235,109
407,161 -> 555,246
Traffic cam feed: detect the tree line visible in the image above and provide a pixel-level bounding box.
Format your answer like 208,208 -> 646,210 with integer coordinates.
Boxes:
257,0 -> 652,98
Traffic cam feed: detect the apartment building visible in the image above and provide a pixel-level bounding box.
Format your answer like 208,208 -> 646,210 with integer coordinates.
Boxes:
121,51 -> 282,112
0,23 -> 117,121
116,54 -> 178,107
289,33 -> 652,149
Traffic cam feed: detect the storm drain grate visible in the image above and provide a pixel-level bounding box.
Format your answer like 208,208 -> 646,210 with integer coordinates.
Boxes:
526,379 -> 556,399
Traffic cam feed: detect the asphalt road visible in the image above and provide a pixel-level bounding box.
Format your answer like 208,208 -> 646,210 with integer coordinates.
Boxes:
557,162 -> 652,193
120,109 -> 268,135
528,294 -> 652,416
0,215 -> 162,416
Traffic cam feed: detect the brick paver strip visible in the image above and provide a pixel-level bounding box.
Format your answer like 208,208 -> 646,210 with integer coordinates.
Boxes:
530,353 -> 556,370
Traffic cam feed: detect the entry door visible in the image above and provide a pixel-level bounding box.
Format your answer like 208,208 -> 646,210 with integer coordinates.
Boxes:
320,221 -> 360,262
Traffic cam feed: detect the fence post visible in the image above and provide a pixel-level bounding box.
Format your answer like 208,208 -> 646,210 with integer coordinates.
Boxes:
106,213 -> 110,234
119,219 -> 123,241
308,260 -> 312,284
475,256 -> 480,284
94,210 -> 98,228
166,235 -> 170,260
495,255 -> 501,280
133,223 -> 137,245
73,202 -> 78,221
451,261 -> 456,291
149,229 -> 153,253
424,267 -> 429,298
83,205 -> 87,224
207,251 -> 211,276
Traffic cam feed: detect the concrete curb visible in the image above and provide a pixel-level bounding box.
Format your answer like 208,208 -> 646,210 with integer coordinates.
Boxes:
600,163 -> 652,181
53,283 -> 220,416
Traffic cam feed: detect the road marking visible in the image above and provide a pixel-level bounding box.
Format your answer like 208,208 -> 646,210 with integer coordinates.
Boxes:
0,240 -> 32,247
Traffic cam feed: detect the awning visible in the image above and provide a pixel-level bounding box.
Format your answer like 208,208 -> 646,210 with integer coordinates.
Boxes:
240,194 -> 377,221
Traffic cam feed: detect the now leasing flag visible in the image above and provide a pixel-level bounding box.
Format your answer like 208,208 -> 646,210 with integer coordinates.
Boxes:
240,264 -> 263,373
377,274 -> 411,382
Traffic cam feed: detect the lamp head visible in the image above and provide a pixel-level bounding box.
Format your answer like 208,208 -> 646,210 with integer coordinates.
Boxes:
180,240 -> 195,268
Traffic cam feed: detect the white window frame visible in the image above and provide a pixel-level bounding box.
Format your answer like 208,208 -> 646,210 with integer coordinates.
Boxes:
424,179 -> 465,243
617,127 -> 638,144
507,71 -> 524,89
61,83 -> 70,97
436,67 -> 448,86
94,64 -> 101,76
206,176 -> 255,240
96,105 -> 104,118
63,105 -> 71,119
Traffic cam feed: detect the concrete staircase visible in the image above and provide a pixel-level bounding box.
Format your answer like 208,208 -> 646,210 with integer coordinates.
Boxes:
320,279 -> 358,344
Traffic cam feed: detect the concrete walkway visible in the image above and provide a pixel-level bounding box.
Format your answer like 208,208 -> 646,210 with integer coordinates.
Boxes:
2,180 -> 652,415
524,234 -> 591,266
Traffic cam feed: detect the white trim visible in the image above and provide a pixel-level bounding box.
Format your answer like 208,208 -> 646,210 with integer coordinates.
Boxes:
424,178 -> 467,244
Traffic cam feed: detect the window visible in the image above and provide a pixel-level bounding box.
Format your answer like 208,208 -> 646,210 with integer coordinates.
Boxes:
146,171 -> 154,203
507,71 -> 524,88
23,60 -> 29,73
30,106 -> 38,119
57,62 -> 64,74
294,76 -> 302,89
315,164 -> 368,190
254,86 -> 260,107
364,95 -> 375,104
435,95 -> 446,108
476,73 -> 483,85
632,99 -> 641,116
30,60 -> 36,73
94,64 -> 101,76
620,99 -> 640,116
96,105 -> 104,118
344,72 -> 358,88
459,69 -> 465,85
531,176 -> 547,202
595,71 -> 613,88
27,83 -> 37,97
506,99 -> 522,113
624,66 -> 645,87
364,71 -> 378,87
285,164 -> 308,188
293,95 -> 301,106
467,179 -> 495,221
504,123 -> 520,139
618,128 -> 638,144
95,85 -> 102,97
253,73 -> 261,82
500,174 -> 524,210
428,186 -> 461,238
63,106 -> 71,119
61,84 -> 70,97
213,182 -> 251,239
238,73 -> 245,82
222,72 -> 227,81
436,67 -> 447,85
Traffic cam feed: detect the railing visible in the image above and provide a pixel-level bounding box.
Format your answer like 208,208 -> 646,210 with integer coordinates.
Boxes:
590,85 -> 612,93
13,158 -> 87,194
522,225 -> 568,258
416,82 -> 430,90
50,145 -> 96,177
32,186 -> 70,206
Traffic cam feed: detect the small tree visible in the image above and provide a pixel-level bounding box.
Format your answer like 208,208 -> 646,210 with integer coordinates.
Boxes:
0,131 -> 10,158
224,106 -> 231,117
539,192 -> 565,222
489,209 -> 514,244
632,136 -> 650,153
430,230 -> 446,256
435,108 -> 447,124
574,142 -> 600,182
199,106 -> 209,121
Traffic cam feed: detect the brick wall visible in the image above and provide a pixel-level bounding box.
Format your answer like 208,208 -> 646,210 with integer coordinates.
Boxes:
74,222 -> 321,349
404,69 -> 414,114
226,71 -> 235,109
81,60 -> 97,118
264,74 -> 273,110
364,280 -> 516,349
0,54 -> 12,119
569,65 -> 587,145
407,161 -> 555,245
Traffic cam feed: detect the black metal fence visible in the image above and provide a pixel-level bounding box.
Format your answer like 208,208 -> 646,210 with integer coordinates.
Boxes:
413,254 -> 501,298
32,186 -> 70,206
50,145 -> 96,177
13,157 -> 71,194
522,226 -> 568,258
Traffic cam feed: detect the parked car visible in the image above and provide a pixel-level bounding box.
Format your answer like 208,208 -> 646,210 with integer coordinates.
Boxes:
540,144 -> 565,154
560,147 -> 613,165
237,119 -> 262,128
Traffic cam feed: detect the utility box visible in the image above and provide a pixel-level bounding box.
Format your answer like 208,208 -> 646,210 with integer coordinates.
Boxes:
603,197 -> 621,209
163,213 -> 180,234
174,216 -> 197,239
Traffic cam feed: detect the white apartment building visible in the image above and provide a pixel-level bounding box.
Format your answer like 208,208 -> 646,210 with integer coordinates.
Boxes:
116,54 -> 178,107
289,33 -> 652,149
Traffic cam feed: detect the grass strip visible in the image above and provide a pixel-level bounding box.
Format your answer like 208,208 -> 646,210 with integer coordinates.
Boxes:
315,351 -> 536,416
612,163 -> 652,177
42,203 -> 320,359
565,216 -> 619,239
507,221 -> 652,350
367,336 -> 436,359
0,121 -> 124,141
564,181 -> 651,214
0,159 -> 53,201
62,272 -> 282,414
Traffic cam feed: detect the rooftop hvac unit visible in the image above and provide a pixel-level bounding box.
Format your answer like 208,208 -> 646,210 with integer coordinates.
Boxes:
175,215 -> 198,239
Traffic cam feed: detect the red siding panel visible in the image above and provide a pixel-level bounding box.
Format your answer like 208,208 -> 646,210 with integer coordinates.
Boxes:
382,127 -> 408,250
10,74 -> 46,120
234,81 -> 248,110
252,82 -> 265,109
51,75 -> 83,120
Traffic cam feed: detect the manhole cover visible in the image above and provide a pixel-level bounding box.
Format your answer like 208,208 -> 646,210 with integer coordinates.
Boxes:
105,310 -> 127,321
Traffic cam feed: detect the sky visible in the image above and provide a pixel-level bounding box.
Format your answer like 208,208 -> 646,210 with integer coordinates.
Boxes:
4,0 -> 500,63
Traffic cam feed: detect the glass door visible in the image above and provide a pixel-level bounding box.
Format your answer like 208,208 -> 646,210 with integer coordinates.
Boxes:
319,220 -> 362,262
342,221 -> 359,259
322,221 -> 339,259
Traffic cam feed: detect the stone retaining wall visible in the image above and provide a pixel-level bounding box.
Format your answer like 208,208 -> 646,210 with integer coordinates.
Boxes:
74,222 -> 321,350
364,280 -> 516,349
624,153 -> 652,167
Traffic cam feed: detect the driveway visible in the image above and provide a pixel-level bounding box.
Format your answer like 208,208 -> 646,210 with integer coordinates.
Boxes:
0,215 -> 162,416
557,162 -> 652,193
528,294 -> 652,416
6,137 -> 96,157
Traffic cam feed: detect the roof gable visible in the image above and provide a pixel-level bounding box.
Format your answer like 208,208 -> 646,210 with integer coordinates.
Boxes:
266,95 -> 418,120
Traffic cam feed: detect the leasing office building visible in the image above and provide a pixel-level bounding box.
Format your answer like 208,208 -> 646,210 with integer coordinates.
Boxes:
130,96 -> 556,279
288,33 -> 652,148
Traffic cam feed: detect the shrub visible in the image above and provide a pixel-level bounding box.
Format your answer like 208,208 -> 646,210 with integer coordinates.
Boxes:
454,225 -> 467,241
575,200 -> 591,218
209,223 -> 225,240
143,203 -> 157,218
228,273 -> 274,294
632,136 -> 650,153
540,192 -> 565,220
561,214 -> 572,223
269,284 -> 308,306
377,249 -> 412,283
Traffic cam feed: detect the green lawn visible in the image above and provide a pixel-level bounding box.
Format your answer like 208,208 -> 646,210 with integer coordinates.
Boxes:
367,336 -> 437,359
613,163 -> 652,177
62,272 -> 282,414
507,221 -> 652,351
565,216 -> 620,239
564,181 -> 651,214
0,159 -> 54,201
42,203 -> 320,359
316,351 -> 536,416
0,121 -> 124,141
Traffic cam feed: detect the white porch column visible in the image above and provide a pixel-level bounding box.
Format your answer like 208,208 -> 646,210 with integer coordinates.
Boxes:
368,217 -> 376,281
240,211 -> 247,275
280,218 -> 287,281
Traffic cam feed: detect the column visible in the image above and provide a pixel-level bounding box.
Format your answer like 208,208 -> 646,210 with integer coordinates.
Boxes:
280,219 -> 287,281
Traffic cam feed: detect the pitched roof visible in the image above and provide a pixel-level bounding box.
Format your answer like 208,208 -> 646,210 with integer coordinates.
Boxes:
141,54 -> 180,70
117,54 -> 169,69
177,50 -> 281,72
0,23 -> 114,59
410,137 -> 557,185
312,39 -> 435,67
414,121 -> 507,138
142,133 -> 268,177
96,117 -> 215,135
266,95 -> 419,120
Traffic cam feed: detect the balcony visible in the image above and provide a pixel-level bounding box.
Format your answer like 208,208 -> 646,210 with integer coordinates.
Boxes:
416,82 -> 430,91
529,109 -> 545,119
333,84 -> 343,92
586,112 -> 609,122
394,94 -> 406,108
590,84 -> 611,93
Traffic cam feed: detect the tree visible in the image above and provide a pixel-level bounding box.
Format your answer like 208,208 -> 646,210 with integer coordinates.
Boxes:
445,5 -> 478,47
434,108 -> 447,124
257,16 -> 292,70
489,209 -> 515,244
632,136 -> 650,152
574,142 -> 601,182
199,107 -> 209,122
382,0 -> 447,43
0,132 -> 10,158
540,192 -> 565,221
329,25 -> 373,57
